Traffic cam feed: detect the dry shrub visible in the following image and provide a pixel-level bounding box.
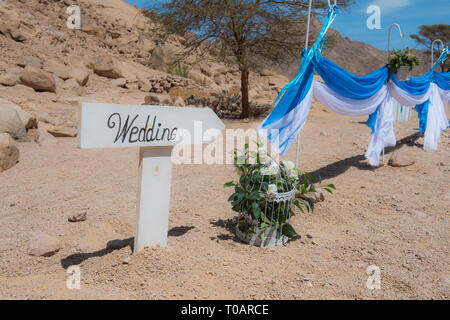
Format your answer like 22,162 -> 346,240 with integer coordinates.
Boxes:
168,87 -> 211,99
228,87 -> 241,95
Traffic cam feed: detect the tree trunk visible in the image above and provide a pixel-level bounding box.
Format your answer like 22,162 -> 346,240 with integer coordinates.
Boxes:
240,68 -> 250,119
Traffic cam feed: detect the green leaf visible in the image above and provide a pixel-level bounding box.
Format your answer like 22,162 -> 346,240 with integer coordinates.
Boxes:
248,191 -> 262,200
282,223 -> 297,238
252,202 -> 261,220
224,181 -> 235,187
260,213 -> 270,223
293,200 -> 304,213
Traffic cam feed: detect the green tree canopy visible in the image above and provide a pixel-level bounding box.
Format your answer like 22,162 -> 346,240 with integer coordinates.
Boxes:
410,24 -> 449,72
146,0 -> 351,118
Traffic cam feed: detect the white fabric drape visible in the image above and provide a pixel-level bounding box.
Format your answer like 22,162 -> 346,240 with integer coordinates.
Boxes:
258,85 -> 313,155
389,82 -> 449,150
260,80 -> 448,167
313,80 -> 395,166
438,87 -> 450,102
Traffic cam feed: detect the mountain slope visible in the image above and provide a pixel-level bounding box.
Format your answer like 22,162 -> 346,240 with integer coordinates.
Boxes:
276,15 -> 433,80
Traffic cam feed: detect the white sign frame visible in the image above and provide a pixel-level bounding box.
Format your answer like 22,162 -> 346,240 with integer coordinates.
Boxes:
78,102 -> 225,252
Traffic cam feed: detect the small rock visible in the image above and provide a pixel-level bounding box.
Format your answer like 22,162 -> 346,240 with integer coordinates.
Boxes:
46,63 -> 70,80
0,133 -> 19,172
125,81 -> 139,90
319,131 -> 327,136
408,210 -> 427,218
243,118 -> 250,123
297,188 -> 326,203
46,126 -> 77,138
139,80 -> 152,92
0,105 -> 27,141
107,239 -> 126,250
70,68 -> 90,87
19,66 -> 56,92
37,113 -> 59,126
27,231 -> 61,257
0,98 -> 36,129
17,56 -> 42,69
173,96 -> 185,107
0,72 -> 20,86
144,94 -> 162,105
122,257 -> 131,264
259,69 -> 276,76
112,78 -> 127,88
388,146 -> 415,167
68,212 -> 87,222
37,122 -> 57,148
93,55 -> 123,79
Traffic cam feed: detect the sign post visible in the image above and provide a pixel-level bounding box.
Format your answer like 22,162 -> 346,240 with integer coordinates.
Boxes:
78,103 -> 225,252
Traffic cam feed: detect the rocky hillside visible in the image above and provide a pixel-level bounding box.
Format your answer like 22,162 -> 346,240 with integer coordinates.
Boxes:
276,15 -> 432,79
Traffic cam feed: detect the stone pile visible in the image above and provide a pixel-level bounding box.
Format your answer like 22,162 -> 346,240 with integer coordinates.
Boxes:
185,91 -> 271,119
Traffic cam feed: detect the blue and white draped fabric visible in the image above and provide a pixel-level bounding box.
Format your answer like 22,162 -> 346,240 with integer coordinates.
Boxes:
258,4 -> 450,166
390,49 -> 449,150
313,80 -> 394,166
258,5 -> 339,155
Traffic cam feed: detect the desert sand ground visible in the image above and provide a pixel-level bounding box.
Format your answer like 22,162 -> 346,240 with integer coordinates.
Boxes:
1,101 -> 449,300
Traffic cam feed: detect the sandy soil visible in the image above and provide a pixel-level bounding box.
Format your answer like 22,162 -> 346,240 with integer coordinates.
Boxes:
0,100 -> 449,300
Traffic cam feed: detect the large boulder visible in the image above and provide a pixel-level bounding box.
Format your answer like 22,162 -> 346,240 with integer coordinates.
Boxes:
0,98 -> 36,129
0,133 -> 19,172
93,55 -> 123,79
0,105 -> 27,141
19,66 -> 56,92
388,146 -> 415,167
27,231 -> 61,257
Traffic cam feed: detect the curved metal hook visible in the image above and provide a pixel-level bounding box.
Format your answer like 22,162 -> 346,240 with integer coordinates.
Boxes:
387,23 -> 406,63
431,39 -> 444,66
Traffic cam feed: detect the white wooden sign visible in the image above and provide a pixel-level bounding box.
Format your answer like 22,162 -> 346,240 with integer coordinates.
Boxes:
78,102 -> 225,252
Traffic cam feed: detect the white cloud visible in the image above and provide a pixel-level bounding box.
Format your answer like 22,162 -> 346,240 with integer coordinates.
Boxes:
372,0 -> 413,13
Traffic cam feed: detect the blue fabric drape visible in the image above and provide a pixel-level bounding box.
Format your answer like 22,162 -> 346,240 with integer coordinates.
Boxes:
259,4 -> 449,159
391,49 -> 448,94
261,5 -> 339,129
390,71 -> 433,95
315,56 -> 389,100
366,109 -> 378,134
434,71 -> 450,90
414,100 -> 429,133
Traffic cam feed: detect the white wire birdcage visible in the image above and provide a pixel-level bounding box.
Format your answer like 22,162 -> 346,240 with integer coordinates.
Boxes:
235,164 -> 296,247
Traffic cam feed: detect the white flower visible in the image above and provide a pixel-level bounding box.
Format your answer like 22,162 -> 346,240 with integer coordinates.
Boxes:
268,184 -> 278,194
282,160 -> 295,171
260,161 -> 279,175
289,168 -> 299,179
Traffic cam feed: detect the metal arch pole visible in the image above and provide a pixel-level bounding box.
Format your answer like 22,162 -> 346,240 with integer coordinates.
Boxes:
383,23 -> 405,164
295,0 -> 313,168
431,39 -> 444,67
387,24 -> 405,62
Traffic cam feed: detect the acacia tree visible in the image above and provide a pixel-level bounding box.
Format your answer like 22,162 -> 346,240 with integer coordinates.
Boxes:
147,0 -> 350,119
411,24 -> 450,72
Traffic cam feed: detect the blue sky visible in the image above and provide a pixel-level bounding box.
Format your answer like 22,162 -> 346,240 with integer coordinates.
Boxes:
126,0 -> 449,50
